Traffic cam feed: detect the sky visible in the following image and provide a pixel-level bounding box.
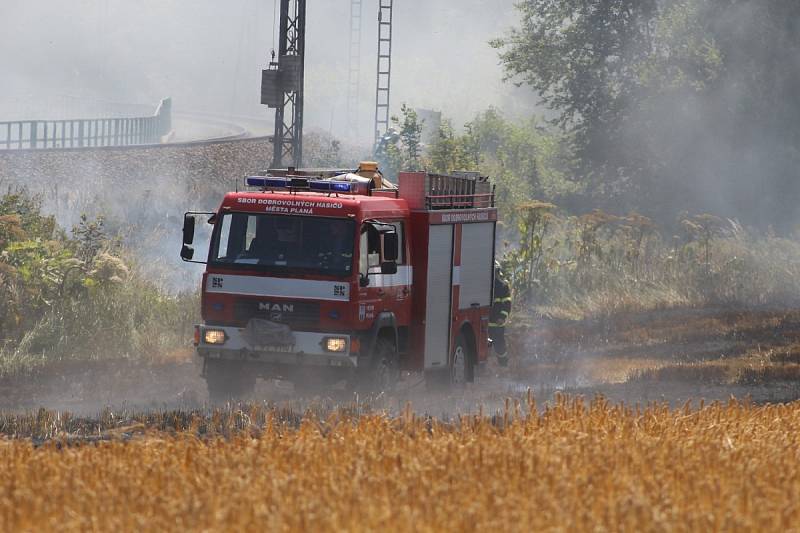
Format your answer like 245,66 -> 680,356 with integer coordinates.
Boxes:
0,0 -> 534,144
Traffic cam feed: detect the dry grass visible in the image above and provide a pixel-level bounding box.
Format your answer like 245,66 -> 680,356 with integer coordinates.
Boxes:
2,396 -> 800,531
506,208 -> 800,321
736,364 -> 800,385
627,363 -> 731,385
510,308 -> 800,394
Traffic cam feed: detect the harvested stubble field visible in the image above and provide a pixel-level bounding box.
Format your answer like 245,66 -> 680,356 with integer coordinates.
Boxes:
2,396 -> 800,531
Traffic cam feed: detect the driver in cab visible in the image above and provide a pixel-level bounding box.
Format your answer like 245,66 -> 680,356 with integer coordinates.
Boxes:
242,217 -> 299,265
317,223 -> 353,273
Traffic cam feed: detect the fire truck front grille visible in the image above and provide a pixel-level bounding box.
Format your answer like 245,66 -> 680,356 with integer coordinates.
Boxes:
233,299 -> 320,329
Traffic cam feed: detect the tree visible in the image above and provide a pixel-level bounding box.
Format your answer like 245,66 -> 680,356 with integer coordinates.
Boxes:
426,120 -> 477,174
396,104 -> 423,167
494,0 -> 800,230
492,0 -> 658,199
423,108 -> 575,228
375,104 -> 424,180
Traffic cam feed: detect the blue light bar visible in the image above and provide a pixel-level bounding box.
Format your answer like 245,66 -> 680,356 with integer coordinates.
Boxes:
331,181 -> 355,193
246,176 -> 354,193
246,176 -> 293,188
309,180 -> 354,193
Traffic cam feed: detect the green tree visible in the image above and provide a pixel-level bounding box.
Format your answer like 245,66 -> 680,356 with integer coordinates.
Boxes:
375,104 -> 424,179
424,108 -> 576,226
396,104 -> 423,167
494,0 -> 800,229
426,120 -> 477,174
492,0 -> 658,198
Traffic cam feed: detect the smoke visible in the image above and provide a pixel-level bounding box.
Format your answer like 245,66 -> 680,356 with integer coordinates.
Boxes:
0,0 -> 532,144
305,0 -> 537,141
0,0 -> 537,294
613,0 -> 800,230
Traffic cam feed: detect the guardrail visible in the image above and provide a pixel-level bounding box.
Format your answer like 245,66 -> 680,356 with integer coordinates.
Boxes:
0,98 -> 172,150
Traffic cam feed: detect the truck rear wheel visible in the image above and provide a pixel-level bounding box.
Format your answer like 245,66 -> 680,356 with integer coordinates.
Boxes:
450,334 -> 474,385
426,333 -> 474,390
204,359 -> 256,403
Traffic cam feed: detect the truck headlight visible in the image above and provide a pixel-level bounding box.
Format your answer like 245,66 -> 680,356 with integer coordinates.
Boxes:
324,337 -> 348,353
203,329 -> 227,345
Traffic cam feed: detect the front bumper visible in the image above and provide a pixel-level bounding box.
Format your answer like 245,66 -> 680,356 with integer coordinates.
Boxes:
195,325 -> 358,368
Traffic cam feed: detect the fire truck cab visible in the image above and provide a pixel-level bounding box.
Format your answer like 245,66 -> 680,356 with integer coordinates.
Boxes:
181,165 -> 497,400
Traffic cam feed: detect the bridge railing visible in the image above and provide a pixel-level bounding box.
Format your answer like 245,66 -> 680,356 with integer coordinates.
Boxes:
0,98 -> 172,150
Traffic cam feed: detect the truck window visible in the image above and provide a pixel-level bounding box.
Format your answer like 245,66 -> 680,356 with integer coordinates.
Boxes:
360,222 -> 404,273
392,222 -> 405,264
211,213 -> 356,277
360,226 -> 381,273
217,215 -> 232,259
245,216 -> 257,251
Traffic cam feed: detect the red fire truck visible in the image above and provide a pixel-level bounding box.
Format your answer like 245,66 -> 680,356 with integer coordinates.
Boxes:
181,164 -> 497,400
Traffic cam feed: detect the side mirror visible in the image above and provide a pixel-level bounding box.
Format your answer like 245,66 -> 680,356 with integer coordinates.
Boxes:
180,211 -> 214,265
181,244 -> 195,261
182,214 -> 196,245
380,261 -> 398,275
383,232 -> 399,262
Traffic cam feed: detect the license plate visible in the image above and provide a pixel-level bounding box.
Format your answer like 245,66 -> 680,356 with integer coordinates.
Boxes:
259,344 -> 295,353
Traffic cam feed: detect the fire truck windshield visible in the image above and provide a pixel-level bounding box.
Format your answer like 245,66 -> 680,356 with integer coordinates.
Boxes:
210,213 -> 356,277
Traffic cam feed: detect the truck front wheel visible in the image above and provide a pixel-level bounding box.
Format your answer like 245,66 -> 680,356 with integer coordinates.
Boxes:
357,336 -> 399,393
204,359 -> 256,403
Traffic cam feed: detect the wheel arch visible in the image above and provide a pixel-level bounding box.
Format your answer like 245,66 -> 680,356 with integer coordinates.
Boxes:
366,312 -> 398,356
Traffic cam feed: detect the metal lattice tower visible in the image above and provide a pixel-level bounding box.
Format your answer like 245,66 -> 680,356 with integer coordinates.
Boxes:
347,0 -> 363,138
261,0 -> 306,168
374,0 -> 393,145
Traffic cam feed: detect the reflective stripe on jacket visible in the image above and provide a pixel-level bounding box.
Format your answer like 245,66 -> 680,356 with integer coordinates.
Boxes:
490,275 -> 511,327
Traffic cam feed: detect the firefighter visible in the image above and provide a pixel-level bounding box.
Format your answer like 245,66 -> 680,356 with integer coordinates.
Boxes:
490,263 -> 512,367
318,223 -> 354,273
242,218 -> 275,261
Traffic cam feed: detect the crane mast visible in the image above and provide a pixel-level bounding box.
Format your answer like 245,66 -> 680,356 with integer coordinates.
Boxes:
347,0 -> 363,140
374,0 -> 394,145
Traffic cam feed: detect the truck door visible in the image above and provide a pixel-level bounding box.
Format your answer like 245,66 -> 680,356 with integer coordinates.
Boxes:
424,224 -> 454,369
458,222 -> 495,362
379,221 -> 410,306
357,225 -> 385,324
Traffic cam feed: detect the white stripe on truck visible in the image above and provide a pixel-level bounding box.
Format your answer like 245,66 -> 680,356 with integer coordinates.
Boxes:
365,265 -> 413,288
206,274 -> 350,301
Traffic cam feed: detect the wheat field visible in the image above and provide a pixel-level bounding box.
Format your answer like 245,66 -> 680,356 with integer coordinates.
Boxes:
1,395 -> 799,531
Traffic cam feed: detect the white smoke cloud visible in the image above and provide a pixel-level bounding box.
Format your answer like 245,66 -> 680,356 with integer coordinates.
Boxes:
0,0 -> 531,142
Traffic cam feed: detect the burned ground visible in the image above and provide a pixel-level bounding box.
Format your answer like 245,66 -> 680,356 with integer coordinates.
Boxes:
2,306 -> 799,416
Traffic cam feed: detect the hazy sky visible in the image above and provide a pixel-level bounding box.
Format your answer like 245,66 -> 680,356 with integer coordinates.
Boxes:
0,0 -> 533,143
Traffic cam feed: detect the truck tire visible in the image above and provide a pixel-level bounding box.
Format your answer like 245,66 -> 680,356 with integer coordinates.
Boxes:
426,333 -> 474,390
357,336 -> 399,393
205,359 -> 256,403
450,333 -> 474,385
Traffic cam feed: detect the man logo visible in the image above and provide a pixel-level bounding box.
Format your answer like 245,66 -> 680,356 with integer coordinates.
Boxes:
259,302 -> 294,323
259,302 -> 295,313
258,302 -> 294,313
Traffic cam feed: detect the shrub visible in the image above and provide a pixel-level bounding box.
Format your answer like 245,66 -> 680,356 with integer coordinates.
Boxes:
0,188 -> 196,377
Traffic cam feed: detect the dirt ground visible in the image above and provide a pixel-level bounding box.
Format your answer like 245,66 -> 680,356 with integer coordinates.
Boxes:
2,306 -> 800,415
